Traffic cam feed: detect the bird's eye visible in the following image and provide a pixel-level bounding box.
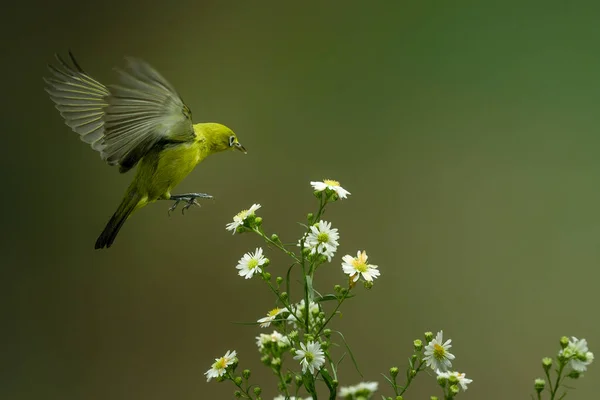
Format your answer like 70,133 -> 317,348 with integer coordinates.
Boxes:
229,136 -> 235,147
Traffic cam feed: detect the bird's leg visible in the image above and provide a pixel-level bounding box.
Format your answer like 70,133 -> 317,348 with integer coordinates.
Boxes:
164,193 -> 214,215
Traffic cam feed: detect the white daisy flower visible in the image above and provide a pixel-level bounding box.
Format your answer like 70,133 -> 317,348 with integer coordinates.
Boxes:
560,337 -> 594,372
256,330 -> 291,351
436,370 -> 472,391
204,350 -> 237,382
310,179 -> 351,199
257,307 -> 284,328
341,250 -> 381,282
293,341 -> 325,374
236,247 -> 267,279
302,220 -> 339,261
338,381 -> 379,399
226,204 -> 261,234
423,331 -> 455,372
274,396 -> 313,400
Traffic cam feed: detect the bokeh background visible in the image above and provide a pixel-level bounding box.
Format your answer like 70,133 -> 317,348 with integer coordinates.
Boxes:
2,1 -> 600,399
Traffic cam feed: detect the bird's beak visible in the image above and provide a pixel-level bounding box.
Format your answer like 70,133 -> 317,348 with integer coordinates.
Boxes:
234,142 -> 247,154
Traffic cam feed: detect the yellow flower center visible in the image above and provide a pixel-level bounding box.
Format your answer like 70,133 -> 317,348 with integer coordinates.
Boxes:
317,232 -> 329,243
268,308 -> 281,317
323,179 -> 340,187
214,358 -> 227,369
433,343 -> 446,359
352,258 -> 368,273
305,352 -> 314,363
236,209 -> 249,220
247,258 -> 259,269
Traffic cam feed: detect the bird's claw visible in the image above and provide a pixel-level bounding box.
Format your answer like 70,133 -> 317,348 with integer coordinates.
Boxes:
181,198 -> 201,214
167,193 -> 212,215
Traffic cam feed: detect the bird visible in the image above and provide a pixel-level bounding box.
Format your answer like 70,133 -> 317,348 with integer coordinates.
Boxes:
44,51 -> 247,249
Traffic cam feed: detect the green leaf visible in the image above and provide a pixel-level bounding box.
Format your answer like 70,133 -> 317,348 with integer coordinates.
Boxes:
316,293 -> 356,302
320,369 -> 336,400
286,263 -> 297,296
380,372 -> 395,387
306,275 -> 315,302
334,330 -> 363,377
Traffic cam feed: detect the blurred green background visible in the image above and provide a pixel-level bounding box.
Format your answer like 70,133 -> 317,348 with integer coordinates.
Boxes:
2,1 -> 599,398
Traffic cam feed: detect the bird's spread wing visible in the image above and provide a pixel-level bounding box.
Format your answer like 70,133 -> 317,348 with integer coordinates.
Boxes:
103,57 -> 195,172
45,53 -> 195,173
44,52 -> 109,149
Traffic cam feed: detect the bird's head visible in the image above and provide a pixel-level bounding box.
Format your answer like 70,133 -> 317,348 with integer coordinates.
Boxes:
199,123 -> 246,154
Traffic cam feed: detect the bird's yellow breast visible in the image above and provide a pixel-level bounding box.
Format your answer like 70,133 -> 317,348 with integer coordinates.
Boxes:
134,141 -> 206,201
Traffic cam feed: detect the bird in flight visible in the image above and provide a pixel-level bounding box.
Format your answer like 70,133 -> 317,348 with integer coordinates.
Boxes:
45,52 -> 246,249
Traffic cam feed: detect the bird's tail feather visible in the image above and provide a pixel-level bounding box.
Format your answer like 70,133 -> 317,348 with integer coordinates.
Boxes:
95,189 -> 140,249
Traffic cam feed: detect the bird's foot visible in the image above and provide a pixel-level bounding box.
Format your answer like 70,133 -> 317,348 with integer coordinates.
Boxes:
167,193 -> 213,215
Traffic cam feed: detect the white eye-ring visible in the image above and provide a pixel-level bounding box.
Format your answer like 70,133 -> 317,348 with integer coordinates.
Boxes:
229,135 -> 236,147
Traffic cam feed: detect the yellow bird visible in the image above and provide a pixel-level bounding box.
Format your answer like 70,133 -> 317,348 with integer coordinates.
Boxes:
45,52 -> 246,249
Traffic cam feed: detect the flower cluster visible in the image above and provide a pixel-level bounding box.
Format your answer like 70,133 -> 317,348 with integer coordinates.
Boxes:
533,336 -> 594,399
204,178 -> 591,400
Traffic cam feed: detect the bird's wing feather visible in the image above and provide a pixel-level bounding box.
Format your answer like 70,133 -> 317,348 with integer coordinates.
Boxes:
45,53 -> 195,173
44,52 -> 109,149
101,57 -> 195,172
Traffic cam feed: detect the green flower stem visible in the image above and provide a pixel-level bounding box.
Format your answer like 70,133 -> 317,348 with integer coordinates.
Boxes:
253,227 -> 301,263
548,361 -> 566,400
315,288 -> 351,337
277,370 -> 291,398
226,371 -> 255,399
261,271 -> 303,326
397,359 -> 425,396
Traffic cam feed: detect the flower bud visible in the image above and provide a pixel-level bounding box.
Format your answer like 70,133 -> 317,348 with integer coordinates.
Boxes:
437,374 -> 448,387
334,284 -> 342,293
263,258 -> 270,267
449,384 -> 459,396
542,357 -> 552,371
390,367 -> 399,378
280,292 -> 288,301
429,397 -> 437,400
295,375 -> 303,386
263,272 -> 272,281
234,391 -> 242,398
534,378 -> 546,393
307,213 -> 314,223
332,379 -> 338,389
234,377 -> 243,386
448,374 -> 459,385
271,233 -> 280,242
216,375 -> 226,382
276,276 -> 283,285
253,386 -> 262,396
285,372 -> 293,383
363,280 -> 374,289
323,329 -> 332,338
567,370 -> 581,379
254,217 -> 263,226
318,254 -> 328,264
424,332 -> 434,342
242,369 -> 251,379
288,330 -> 299,341
409,369 -> 417,378
413,339 -> 423,351
305,334 -> 314,342
560,336 -> 569,349
260,355 -> 270,365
